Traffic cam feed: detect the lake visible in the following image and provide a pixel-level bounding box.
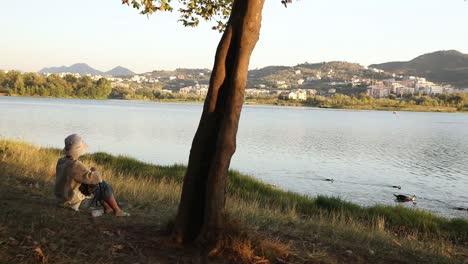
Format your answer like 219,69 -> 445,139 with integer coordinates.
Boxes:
1,96 -> 467,218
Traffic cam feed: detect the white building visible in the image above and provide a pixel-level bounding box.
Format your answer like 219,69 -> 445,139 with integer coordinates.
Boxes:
287,92 -> 298,100
429,86 -> 444,95
390,83 -> 404,93
179,86 -> 193,94
296,90 -> 307,101
397,87 -> 415,95
196,88 -> 208,96
306,89 -> 317,96
246,89 -> 269,95
306,76 -> 321,82
278,91 -> 298,100
367,86 -> 390,98
131,75 -> 143,83
443,87 -> 455,94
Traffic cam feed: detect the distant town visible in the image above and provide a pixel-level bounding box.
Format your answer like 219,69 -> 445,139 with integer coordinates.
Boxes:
22,64 -> 468,101
1,50 -> 468,112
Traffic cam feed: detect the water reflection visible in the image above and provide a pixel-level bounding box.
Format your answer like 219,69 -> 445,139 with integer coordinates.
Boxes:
1,97 -> 467,218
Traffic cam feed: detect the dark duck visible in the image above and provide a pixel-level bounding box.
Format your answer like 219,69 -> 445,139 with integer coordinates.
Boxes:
393,194 -> 416,202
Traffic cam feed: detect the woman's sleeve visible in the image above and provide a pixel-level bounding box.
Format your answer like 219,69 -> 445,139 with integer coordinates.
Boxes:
71,160 -> 102,184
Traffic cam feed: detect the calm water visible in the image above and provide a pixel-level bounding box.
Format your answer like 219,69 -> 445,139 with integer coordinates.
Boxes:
1,96 -> 467,218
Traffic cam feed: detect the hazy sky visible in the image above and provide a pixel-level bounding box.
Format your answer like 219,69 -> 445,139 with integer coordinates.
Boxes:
1,0 -> 467,73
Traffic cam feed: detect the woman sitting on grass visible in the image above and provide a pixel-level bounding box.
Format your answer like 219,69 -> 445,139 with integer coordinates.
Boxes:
54,134 -> 129,217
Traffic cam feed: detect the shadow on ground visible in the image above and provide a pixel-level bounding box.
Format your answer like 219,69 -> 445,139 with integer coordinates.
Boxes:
0,176 -> 227,264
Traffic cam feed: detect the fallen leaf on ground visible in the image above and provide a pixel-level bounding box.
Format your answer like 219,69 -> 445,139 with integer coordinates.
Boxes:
101,230 -> 114,236
254,258 -> 270,264
8,237 -> 19,246
112,244 -> 124,250
392,240 -> 402,247
49,243 -> 58,251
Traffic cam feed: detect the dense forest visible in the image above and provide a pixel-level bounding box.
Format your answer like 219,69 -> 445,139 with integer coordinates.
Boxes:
0,71 -> 111,99
0,71 -> 205,101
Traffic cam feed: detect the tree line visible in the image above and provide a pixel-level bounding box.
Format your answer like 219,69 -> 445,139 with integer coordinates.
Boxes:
304,93 -> 468,111
2,70 -> 467,111
108,85 -> 201,101
0,71 -> 112,99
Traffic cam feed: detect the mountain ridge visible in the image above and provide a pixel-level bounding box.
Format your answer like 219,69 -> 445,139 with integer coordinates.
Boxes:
369,50 -> 468,87
36,50 -> 468,87
38,63 -> 135,77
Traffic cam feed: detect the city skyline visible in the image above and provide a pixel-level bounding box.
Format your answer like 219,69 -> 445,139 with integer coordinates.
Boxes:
1,0 -> 468,73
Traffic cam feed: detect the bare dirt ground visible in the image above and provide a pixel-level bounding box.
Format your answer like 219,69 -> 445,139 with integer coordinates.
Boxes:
0,176 -> 229,264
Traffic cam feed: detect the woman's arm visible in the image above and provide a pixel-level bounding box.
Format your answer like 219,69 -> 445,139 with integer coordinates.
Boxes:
71,160 -> 102,184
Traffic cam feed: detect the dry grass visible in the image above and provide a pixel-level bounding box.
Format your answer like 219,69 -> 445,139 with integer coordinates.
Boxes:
0,140 -> 181,207
1,139 -> 468,264
208,217 -> 292,264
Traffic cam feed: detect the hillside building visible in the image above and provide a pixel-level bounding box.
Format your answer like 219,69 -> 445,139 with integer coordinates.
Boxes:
278,91 -> 297,100
367,86 -> 390,98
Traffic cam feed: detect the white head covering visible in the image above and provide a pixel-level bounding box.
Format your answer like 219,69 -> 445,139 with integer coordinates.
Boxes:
63,134 -> 88,158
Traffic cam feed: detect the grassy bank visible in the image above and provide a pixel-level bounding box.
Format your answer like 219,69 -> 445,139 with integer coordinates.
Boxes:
1,139 -> 467,263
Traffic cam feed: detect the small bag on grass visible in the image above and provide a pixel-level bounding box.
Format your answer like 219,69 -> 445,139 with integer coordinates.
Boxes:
79,183 -> 98,196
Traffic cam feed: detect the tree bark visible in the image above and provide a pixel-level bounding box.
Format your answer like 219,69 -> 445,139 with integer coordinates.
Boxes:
173,0 -> 265,245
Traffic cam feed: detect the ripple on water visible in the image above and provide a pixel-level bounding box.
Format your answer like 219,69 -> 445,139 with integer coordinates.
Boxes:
1,97 -> 467,218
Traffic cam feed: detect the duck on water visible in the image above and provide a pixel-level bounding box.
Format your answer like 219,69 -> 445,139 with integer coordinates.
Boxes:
394,194 -> 416,202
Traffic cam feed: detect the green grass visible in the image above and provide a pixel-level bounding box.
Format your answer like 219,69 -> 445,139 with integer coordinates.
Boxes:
85,152 -> 187,182
229,170 -> 468,241
1,139 -> 468,263
38,143 -> 468,242
80,143 -> 468,243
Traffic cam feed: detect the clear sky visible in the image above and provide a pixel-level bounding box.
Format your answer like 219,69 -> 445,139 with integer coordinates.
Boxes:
1,0 -> 467,74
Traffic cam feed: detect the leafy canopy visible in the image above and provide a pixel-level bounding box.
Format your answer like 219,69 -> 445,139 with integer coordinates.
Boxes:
122,0 -> 233,31
121,0 -> 296,31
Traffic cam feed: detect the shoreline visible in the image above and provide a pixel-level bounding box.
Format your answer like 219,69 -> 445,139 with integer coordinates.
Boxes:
1,138 -> 467,221
1,139 -> 467,263
2,94 -> 467,113
1,137 -> 465,220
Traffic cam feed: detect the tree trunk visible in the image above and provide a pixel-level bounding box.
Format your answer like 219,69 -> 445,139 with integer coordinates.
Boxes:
173,0 -> 265,245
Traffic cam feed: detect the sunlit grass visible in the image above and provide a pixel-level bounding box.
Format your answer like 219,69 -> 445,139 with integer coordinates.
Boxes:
1,139 -> 467,263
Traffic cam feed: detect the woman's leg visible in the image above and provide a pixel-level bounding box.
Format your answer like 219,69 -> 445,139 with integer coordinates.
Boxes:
101,201 -> 113,214
104,195 -> 123,216
93,181 -> 124,216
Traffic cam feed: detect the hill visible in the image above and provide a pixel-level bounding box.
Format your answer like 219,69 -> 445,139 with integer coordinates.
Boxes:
38,63 -> 135,77
105,66 -> 135,76
247,61 -> 391,89
38,63 -> 103,75
370,50 -> 468,87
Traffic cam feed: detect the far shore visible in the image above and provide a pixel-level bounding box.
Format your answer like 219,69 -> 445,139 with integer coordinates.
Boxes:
2,94 -> 468,113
